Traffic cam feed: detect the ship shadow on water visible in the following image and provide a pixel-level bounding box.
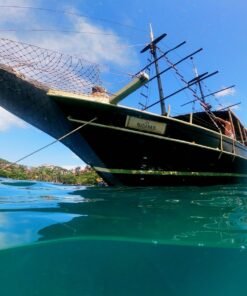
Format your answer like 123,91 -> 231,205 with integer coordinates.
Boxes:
0,182 -> 247,295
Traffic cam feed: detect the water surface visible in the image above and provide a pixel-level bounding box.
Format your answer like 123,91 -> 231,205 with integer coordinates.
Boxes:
0,178 -> 247,295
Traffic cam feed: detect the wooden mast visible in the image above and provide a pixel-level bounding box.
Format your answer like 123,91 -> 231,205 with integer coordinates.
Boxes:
140,25 -> 167,115
149,25 -> 166,115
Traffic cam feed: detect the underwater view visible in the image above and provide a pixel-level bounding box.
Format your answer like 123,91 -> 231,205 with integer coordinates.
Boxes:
0,179 -> 247,295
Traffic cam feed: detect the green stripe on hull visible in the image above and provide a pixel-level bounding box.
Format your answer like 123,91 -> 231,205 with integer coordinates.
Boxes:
94,167 -> 247,178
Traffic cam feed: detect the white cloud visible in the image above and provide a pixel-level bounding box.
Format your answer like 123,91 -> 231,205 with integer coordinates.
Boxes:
0,107 -> 26,131
0,1 -> 138,129
28,16 -> 136,68
0,2 -> 137,67
0,0 -> 34,20
215,87 -> 236,98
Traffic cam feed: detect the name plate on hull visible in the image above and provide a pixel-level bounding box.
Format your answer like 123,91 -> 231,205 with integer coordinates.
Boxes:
125,115 -> 166,135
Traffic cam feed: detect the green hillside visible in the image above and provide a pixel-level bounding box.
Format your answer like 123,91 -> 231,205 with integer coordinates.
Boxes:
0,158 -> 103,186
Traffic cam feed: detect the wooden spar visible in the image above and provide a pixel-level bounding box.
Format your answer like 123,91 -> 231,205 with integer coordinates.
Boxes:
144,71 -> 218,111
181,98 -> 197,107
140,32 -> 167,54
187,72 -> 208,85
181,85 -> 236,107
137,41 -> 186,75
147,48 -> 203,84
110,72 -> 149,105
188,71 -> 219,86
204,85 -> 235,99
218,102 -> 241,111
139,28 -> 202,115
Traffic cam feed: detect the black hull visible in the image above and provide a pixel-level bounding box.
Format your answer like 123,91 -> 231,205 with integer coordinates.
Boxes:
0,69 -> 106,170
51,95 -> 247,186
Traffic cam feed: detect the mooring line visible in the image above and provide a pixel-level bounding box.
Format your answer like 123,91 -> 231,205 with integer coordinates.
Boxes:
4,117 -> 97,169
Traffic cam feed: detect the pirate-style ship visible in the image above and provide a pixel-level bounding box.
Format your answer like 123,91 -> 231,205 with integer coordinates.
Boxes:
0,30 -> 246,186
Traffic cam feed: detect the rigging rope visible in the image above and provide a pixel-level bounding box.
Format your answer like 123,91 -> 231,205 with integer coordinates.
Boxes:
157,47 -> 199,101
0,29 -> 118,36
157,47 -> 223,132
3,117 -> 97,169
0,5 -> 146,33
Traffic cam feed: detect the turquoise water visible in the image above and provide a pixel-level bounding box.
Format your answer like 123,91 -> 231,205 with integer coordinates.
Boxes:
0,179 -> 247,295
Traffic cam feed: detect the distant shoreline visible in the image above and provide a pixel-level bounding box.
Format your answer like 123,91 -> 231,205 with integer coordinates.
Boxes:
0,158 -> 104,186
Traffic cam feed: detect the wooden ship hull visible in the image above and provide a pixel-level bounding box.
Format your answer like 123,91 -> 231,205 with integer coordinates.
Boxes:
49,91 -> 247,186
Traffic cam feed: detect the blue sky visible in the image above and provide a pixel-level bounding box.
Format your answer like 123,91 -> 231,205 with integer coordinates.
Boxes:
0,0 -> 246,169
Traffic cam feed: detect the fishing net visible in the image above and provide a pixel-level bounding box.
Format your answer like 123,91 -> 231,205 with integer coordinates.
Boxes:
0,37 -> 101,94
